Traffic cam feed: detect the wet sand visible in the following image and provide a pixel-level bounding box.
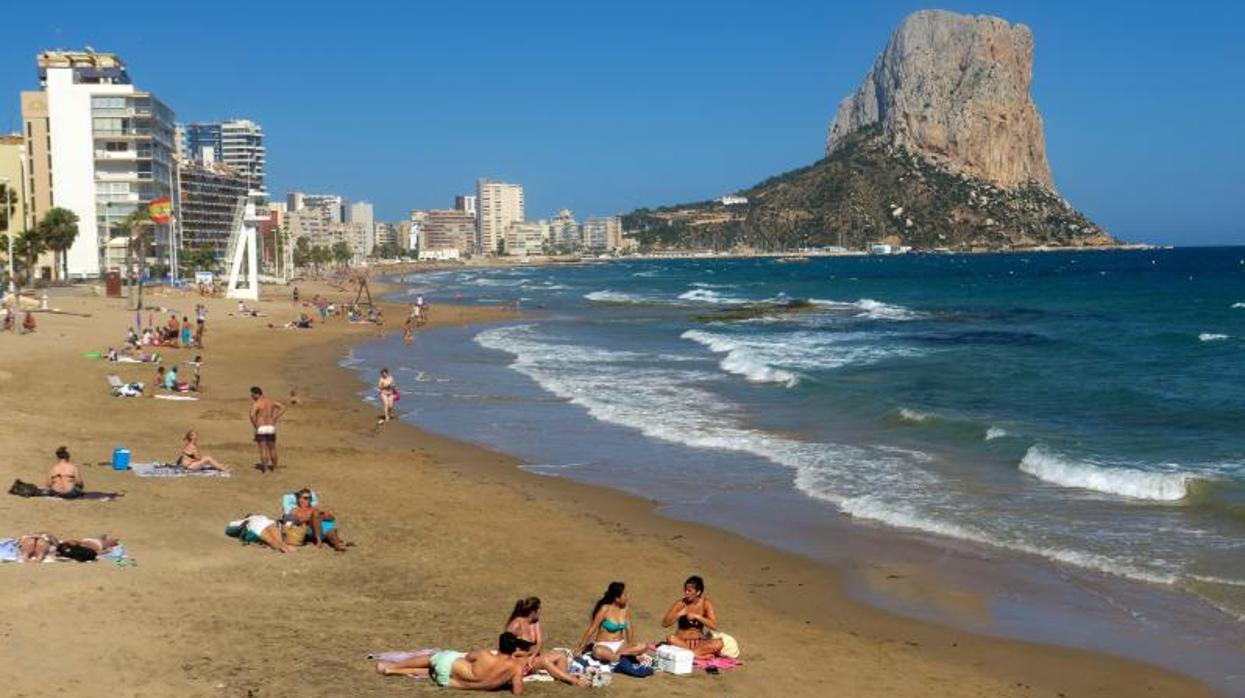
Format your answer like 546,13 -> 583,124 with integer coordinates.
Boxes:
0,279 -> 1218,696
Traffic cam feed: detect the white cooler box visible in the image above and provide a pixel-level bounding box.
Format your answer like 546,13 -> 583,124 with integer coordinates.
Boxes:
657,645 -> 694,675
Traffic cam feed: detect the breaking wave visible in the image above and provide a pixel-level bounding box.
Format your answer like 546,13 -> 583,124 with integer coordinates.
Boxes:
809,298 -> 922,320
1019,446 -> 1196,502
1199,333 -> 1228,342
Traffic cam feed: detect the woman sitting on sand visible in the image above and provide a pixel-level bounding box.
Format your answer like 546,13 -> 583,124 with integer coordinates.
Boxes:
660,575 -> 725,658
575,581 -> 648,663
45,446 -> 83,499
288,488 -> 347,551
225,514 -> 292,553
505,597 -> 583,685
177,430 -> 230,472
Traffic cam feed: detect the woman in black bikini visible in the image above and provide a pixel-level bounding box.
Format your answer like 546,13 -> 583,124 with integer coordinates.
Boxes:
660,575 -> 725,658
177,430 -> 231,472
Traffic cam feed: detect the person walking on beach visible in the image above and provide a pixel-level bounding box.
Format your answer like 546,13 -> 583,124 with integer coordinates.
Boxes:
401,315 -> 414,345
292,286 -> 300,306
377,368 -> 397,424
249,386 -> 286,472
195,304 -> 207,347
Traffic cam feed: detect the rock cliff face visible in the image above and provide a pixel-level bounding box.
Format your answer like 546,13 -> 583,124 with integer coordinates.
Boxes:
625,10 -> 1116,251
827,10 -> 1053,191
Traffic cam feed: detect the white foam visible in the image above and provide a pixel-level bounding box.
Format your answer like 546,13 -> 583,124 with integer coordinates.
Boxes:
809,297 -> 922,320
682,330 -> 799,387
473,323 -> 1230,594
898,408 -> 930,423
1019,446 -> 1194,501
985,426 -> 1008,441
690,282 -> 738,289
1232,302 -> 1245,309
1199,333 -> 1228,342
584,290 -> 648,304
677,288 -> 748,304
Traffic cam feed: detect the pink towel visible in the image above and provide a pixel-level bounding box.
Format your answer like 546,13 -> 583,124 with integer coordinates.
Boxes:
694,657 -> 743,672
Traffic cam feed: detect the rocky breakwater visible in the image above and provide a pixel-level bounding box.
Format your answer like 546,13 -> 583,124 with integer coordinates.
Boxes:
628,10 -> 1115,252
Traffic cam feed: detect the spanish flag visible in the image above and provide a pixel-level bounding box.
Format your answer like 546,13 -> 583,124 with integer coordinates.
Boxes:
148,196 -> 173,224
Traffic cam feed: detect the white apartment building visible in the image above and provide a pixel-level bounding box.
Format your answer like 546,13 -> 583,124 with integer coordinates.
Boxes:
183,119 -> 267,204
582,215 -> 623,253
454,194 -> 477,218
476,179 -> 524,256
22,50 -> 177,278
347,201 -> 375,257
505,220 -> 548,257
548,208 -> 579,251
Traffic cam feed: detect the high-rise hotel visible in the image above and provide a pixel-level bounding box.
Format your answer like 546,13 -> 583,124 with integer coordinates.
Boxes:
21,50 -> 177,278
476,179 -> 523,256
182,119 -> 267,204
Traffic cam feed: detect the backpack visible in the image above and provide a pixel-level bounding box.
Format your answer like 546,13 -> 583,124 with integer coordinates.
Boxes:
9,479 -> 42,497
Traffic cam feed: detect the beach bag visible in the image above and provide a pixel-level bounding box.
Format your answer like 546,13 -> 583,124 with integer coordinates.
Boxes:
283,522 -> 307,546
712,631 -> 740,659
392,388 -> 401,403
613,656 -> 654,678
9,479 -> 41,497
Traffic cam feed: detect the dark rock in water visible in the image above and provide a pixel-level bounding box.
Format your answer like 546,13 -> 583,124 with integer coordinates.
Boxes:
695,298 -> 817,323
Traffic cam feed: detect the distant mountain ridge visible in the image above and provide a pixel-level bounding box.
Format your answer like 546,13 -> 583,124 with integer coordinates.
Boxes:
626,10 -> 1115,251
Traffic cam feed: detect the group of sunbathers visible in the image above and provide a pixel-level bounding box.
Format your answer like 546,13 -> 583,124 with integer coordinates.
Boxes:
14,533 -> 121,563
225,487 -> 348,553
375,577 -> 736,692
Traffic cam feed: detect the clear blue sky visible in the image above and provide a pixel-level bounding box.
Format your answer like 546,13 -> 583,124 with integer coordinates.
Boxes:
2,0 -> 1241,245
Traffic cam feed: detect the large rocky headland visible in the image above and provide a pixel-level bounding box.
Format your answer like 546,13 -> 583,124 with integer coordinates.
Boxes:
627,9 -> 1116,251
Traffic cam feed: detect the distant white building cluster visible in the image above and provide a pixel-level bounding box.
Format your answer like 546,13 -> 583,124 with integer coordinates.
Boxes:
0,47 -> 638,280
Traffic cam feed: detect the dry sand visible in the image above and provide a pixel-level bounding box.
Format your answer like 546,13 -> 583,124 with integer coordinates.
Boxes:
0,279 -> 1217,697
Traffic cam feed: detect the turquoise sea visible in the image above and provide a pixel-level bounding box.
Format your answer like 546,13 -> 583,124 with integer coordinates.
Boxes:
348,248 -> 1245,691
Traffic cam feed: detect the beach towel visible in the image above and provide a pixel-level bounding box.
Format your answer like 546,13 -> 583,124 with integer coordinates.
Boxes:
36,491 -> 125,501
366,649 -> 440,680
0,539 -> 128,563
106,373 -> 144,397
132,462 -> 230,478
693,657 -> 743,672
154,394 -> 199,401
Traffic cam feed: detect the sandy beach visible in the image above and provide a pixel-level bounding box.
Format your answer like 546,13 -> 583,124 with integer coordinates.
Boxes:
0,277 -> 1218,697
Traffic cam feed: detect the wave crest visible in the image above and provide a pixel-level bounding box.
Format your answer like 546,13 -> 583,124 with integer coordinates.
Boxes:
1199,333 -> 1228,342
1019,447 -> 1195,501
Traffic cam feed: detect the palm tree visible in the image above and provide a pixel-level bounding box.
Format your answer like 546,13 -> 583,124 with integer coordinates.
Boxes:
13,228 -> 46,286
36,207 -> 80,281
116,209 -> 152,309
331,241 -> 352,268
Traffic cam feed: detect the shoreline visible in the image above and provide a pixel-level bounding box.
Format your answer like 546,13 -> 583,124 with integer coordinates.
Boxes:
338,279 -> 1223,694
0,279 -> 1219,696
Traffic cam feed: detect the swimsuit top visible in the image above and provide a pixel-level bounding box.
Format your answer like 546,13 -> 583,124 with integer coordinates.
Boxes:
601,617 -> 628,633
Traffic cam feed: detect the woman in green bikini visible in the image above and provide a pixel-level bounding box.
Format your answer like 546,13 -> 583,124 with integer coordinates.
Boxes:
574,581 -> 647,662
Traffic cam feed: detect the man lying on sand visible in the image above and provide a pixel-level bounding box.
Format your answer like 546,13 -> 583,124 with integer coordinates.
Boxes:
377,632 -> 531,693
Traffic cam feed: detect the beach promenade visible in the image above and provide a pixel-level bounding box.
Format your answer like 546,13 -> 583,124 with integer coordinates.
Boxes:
0,279 -> 1216,697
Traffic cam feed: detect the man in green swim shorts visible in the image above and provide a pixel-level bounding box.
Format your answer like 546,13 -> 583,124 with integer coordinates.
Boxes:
376,632 -> 532,693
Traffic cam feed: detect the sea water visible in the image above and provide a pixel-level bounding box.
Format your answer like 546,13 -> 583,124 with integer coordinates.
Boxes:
349,248 -> 1245,690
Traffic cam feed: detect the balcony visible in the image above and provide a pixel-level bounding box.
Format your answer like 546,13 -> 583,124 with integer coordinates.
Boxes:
93,128 -> 152,138
94,149 -> 153,161
96,170 -> 153,182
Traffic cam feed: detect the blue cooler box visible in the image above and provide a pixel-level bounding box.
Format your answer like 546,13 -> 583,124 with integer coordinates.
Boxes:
112,447 -> 132,470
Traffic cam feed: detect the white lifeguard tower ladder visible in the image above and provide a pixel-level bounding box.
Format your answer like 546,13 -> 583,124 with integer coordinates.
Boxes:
224,198 -> 266,301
